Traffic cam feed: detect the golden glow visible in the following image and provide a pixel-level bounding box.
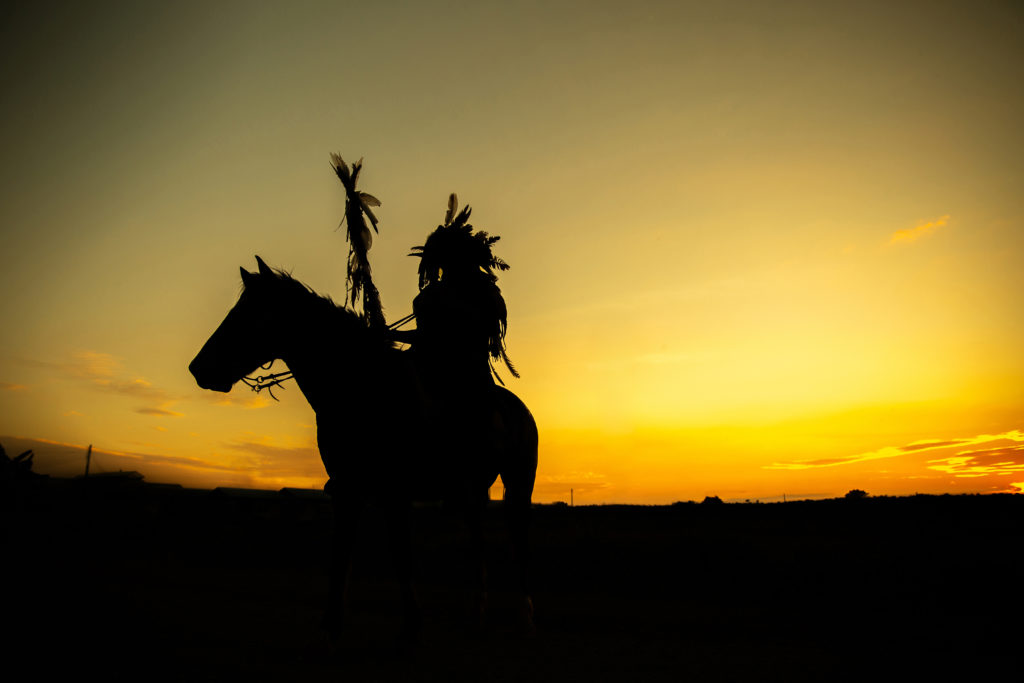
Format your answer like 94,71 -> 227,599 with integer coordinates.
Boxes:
2,1 -> 1023,502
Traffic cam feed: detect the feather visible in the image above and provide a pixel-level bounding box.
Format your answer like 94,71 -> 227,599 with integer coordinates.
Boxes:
330,153 -> 350,183
362,203 -> 379,231
359,226 -> 373,250
444,193 -> 457,226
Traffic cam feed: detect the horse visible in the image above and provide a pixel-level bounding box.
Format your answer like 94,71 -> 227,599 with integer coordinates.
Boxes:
188,256 -> 538,641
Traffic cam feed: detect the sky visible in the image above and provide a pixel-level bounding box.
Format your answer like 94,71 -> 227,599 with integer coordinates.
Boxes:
1,0 -> 1022,502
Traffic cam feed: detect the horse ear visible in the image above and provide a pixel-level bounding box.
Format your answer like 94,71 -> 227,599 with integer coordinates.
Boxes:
240,266 -> 254,286
255,255 -> 273,277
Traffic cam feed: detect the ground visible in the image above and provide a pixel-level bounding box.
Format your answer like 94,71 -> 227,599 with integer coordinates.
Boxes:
5,480 -> 1020,681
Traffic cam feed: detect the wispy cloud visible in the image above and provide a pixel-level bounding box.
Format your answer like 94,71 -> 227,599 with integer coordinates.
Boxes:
69,350 -> 120,378
222,439 -> 324,478
889,214 -> 950,244
3,435 -> 251,478
136,406 -> 184,417
224,440 -> 316,459
23,350 -> 184,416
534,470 -> 610,497
766,430 -> 1024,470
1,382 -> 27,391
1,434 -> 325,490
197,392 -> 273,410
927,444 -> 1024,478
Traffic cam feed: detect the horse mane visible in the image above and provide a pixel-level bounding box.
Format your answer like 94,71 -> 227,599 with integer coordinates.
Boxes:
249,266 -> 393,350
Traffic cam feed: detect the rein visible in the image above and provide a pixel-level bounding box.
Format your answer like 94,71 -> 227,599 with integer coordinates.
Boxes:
388,312 -> 415,329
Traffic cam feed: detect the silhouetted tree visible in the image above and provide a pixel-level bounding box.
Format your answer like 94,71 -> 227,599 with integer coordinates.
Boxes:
844,489 -> 868,501
701,495 -> 724,505
0,442 -> 37,480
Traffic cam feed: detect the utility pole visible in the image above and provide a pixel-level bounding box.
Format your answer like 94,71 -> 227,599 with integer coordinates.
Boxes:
570,488 -> 574,507
84,444 -> 92,478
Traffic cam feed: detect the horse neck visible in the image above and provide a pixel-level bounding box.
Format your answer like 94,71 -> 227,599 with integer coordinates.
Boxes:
277,301 -> 371,419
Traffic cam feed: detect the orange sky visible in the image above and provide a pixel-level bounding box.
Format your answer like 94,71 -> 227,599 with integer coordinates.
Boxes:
1,0 -> 1022,502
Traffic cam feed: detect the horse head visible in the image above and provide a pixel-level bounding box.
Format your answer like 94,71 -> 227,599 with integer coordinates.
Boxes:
189,256 -> 287,392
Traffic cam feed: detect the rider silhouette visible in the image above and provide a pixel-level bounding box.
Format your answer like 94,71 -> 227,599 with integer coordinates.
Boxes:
393,195 -> 518,456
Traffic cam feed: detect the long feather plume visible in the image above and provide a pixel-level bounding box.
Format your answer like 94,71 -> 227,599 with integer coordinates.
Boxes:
331,153 -> 385,328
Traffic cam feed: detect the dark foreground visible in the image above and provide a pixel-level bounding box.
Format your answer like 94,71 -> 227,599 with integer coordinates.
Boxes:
5,479 -> 1021,681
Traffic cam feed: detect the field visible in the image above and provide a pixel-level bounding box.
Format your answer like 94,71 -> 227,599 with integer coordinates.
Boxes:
6,479 -> 1020,681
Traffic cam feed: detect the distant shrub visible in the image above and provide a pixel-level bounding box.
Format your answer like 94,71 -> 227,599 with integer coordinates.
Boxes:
1,442 -> 37,480
701,495 -> 724,505
844,489 -> 868,501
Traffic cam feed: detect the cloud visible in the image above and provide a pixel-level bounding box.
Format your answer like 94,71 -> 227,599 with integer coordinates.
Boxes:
1,382 -> 27,391
889,214 -> 950,244
23,351 -> 173,400
1,435 -> 325,490
222,439 -> 324,478
2,435 -> 249,477
533,470 -> 610,497
766,430 -> 1024,470
102,378 -> 168,400
197,391 -> 273,410
927,444 -> 1024,478
224,440 -> 316,459
30,350 -> 274,413
23,350 -> 186,416
136,406 -> 184,417
793,457 -> 855,467
898,440 -> 965,452
78,351 -> 121,377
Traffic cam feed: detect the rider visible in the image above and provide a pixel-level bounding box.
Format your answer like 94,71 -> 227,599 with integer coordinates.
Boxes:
393,194 -> 518,443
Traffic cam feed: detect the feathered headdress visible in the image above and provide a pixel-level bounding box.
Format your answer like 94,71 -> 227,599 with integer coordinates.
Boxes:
410,194 -> 519,381
409,193 -> 509,290
331,153 -> 385,329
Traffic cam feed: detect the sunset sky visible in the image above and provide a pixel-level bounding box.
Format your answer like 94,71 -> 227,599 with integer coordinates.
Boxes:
2,0 -> 1022,502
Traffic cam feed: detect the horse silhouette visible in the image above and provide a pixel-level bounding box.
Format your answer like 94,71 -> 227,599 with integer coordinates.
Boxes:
189,256 -> 538,640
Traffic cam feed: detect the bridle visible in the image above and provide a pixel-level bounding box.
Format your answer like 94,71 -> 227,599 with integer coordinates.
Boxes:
241,362 -> 294,401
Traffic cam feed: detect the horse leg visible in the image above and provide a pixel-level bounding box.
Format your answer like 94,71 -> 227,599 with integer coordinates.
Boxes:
322,496 -> 360,639
464,494 -> 489,631
503,487 -> 535,635
384,499 -> 420,644
493,388 -> 538,633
